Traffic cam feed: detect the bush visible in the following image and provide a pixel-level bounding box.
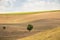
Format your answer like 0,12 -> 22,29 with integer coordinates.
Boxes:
3,26 -> 6,30
27,24 -> 33,32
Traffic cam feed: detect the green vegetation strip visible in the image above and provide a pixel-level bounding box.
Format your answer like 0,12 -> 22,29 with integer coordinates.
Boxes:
0,10 -> 60,15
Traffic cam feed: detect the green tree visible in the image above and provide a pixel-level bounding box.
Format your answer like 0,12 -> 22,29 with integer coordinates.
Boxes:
27,24 -> 33,32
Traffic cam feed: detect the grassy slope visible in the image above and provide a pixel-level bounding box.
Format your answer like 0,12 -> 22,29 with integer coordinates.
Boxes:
0,10 -> 60,31
19,27 -> 60,40
0,10 -> 60,40
0,10 -> 60,24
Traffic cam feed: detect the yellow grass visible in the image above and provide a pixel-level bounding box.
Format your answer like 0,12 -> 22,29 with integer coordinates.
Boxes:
0,10 -> 60,32
18,27 -> 60,40
0,10 -> 60,24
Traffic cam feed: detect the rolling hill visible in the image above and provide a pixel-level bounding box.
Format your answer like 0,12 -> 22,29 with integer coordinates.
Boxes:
0,10 -> 60,31
18,27 -> 60,40
0,10 -> 60,40
0,10 -> 60,24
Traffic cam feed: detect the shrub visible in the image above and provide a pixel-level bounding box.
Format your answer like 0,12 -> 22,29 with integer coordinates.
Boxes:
27,24 -> 33,32
3,26 -> 6,30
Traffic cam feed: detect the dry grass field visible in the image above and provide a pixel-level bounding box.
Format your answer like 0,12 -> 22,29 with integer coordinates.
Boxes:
19,27 -> 60,40
0,10 -> 60,40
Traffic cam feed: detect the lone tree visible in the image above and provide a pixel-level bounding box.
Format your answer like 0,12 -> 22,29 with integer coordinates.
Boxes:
27,24 -> 33,32
3,26 -> 6,30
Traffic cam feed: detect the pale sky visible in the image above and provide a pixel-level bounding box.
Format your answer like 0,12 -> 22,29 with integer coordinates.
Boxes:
0,0 -> 60,13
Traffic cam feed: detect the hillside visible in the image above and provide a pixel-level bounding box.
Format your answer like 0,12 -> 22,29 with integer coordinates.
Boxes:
0,10 -> 60,24
19,27 -> 60,40
0,10 -> 60,40
0,10 -> 60,34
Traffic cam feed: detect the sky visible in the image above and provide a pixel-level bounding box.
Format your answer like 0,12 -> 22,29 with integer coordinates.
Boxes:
0,0 -> 60,13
